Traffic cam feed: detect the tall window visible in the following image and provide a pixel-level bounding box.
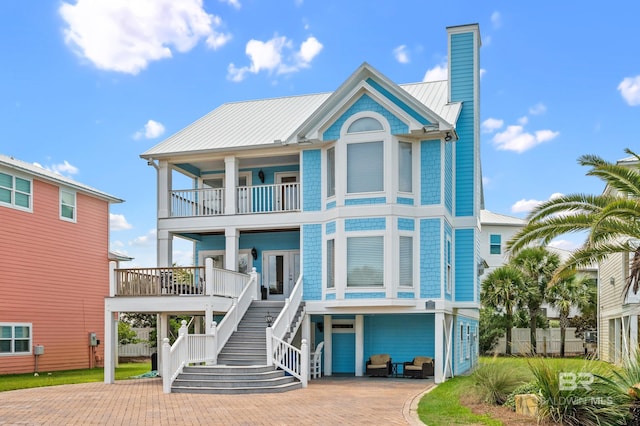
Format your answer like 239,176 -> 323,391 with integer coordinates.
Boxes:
347,141 -> 383,193
490,234 -> 502,255
326,239 -> 335,288
399,236 -> 413,287
460,324 -> 465,362
0,172 -> 31,210
0,323 -> 31,355
446,238 -> 452,294
327,147 -> 335,197
347,236 -> 383,287
399,142 -> 412,192
60,189 -> 76,221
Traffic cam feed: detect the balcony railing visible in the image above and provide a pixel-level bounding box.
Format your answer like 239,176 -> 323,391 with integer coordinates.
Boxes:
113,265 -> 251,297
170,183 -> 300,217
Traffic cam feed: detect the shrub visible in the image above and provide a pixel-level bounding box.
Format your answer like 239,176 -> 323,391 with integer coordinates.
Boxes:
528,357 -> 628,426
471,362 -> 530,405
503,381 -> 540,411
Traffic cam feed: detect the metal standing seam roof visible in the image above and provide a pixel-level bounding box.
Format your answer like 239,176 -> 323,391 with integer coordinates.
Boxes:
0,154 -> 123,203
480,209 -> 527,226
141,80 -> 461,158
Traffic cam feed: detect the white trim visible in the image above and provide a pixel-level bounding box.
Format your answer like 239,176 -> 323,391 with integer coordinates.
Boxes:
0,169 -> 33,213
0,322 -> 33,356
60,187 -> 77,223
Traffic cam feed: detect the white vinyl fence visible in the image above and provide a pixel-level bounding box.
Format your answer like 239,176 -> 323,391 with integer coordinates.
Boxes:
119,327 -> 154,357
494,327 -> 585,355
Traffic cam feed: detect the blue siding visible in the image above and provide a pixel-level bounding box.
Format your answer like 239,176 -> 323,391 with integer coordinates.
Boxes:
398,218 -> 415,231
420,218 -> 441,298
302,150 -> 321,212
326,200 -> 336,209
323,93 -> 407,140
398,292 -> 414,299
303,224 -> 322,301
325,221 -> 336,235
397,197 -> 414,205
332,333 -> 356,373
365,78 -> 429,127
345,292 -> 386,299
421,140 -> 441,205
345,218 -> 385,232
450,32 -> 475,217
454,316 -> 478,375
444,222 -> 453,302
345,197 -> 386,206
364,314 -> 434,371
445,140 -> 453,214
326,293 -> 336,300
454,229 -> 475,302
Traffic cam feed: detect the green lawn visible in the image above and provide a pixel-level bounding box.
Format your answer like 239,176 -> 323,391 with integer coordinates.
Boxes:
0,362 -> 152,392
417,356 -> 605,426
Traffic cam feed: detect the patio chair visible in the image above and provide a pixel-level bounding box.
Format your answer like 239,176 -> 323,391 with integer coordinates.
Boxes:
403,356 -> 434,378
310,341 -> 324,379
366,354 -> 392,377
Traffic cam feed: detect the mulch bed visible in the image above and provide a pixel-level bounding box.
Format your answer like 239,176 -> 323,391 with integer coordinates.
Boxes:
459,393 -> 541,425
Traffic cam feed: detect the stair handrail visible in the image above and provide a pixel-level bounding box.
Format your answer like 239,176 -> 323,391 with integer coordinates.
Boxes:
212,268 -> 258,361
267,333 -> 308,388
162,321 -> 189,393
270,274 -> 303,340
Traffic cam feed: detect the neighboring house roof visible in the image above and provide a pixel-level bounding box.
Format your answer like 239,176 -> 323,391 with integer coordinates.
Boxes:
0,154 -> 123,203
141,63 -> 462,159
109,251 -> 134,262
480,209 -> 526,226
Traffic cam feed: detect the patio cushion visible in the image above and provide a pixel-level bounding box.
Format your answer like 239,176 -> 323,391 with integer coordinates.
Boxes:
413,356 -> 432,366
369,354 -> 390,365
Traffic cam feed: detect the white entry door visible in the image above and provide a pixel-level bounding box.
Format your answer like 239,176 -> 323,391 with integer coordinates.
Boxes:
263,251 -> 300,300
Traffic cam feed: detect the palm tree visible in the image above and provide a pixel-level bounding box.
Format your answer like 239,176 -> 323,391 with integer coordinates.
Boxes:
547,272 -> 592,357
481,265 -> 525,355
508,148 -> 640,297
511,246 -> 560,355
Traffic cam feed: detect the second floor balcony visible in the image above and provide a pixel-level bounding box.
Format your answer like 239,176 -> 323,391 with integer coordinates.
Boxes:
170,182 -> 300,218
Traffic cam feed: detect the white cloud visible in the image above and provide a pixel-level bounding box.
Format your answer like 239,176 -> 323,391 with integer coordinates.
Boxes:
491,11 -> 502,29
529,103 -> 547,115
134,119 -> 166,140
481,118 -> 504,133
492,125 -> 559,153
393,45 -> 410,64
480,68 -> 487,79
423,62 -> 447,82
517,116 -> 528,125
110,213 -> 132,230
511,192 -> 563,214
482,176 -> 491,187
221,0 -> 241,9
59,0 -> 231,75
618,75 -> 640,106
36,160 -> 79,177
227,35 -> 323,82
548,239 -> 582,251
130,229 -> 156,247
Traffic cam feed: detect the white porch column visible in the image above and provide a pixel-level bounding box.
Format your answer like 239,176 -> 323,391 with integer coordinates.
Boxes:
224,156 -> 238,215
225,227 -> 239,271
158,313 -> 169,374
302,314 -> 311,347
324,315 -> 332,376
157,160 -> 172,218
434,312 -> 444,384
103,309 -> 115,384
355,315 -> 364,376
631,315 -> 639,358
157,230 -> 173,268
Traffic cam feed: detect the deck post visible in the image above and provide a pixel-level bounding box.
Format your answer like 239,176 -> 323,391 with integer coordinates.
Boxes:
301,339 -> 309,388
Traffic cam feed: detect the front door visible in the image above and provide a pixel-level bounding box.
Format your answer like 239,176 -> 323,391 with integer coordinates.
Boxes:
263,251 -> 300,300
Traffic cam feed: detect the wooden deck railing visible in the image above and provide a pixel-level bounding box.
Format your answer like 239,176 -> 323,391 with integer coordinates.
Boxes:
114,266 -> 204,296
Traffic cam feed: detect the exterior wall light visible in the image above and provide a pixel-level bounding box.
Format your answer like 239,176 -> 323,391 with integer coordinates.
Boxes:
258,169 -> 265,183
251,247 -> 258,260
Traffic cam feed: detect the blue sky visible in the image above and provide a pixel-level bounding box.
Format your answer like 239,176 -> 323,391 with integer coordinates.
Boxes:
2,0 -> 639,267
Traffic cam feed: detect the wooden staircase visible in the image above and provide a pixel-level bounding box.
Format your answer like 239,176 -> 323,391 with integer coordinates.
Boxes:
171,300 -> 305,394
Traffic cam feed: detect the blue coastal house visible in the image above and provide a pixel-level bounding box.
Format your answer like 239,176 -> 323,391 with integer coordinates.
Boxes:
104,24 -> 482,391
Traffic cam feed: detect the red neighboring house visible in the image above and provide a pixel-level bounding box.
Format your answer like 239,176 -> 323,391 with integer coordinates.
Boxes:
0,155 -> 122,374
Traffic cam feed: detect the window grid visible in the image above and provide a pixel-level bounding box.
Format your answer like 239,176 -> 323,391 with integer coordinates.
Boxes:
0,172 -> 31,210
490,234 -> 501,255
0,323 -> 32,355
60,189 -> 76,221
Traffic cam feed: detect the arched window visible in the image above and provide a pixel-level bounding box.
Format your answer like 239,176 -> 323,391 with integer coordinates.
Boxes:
346,117 -> 383,133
